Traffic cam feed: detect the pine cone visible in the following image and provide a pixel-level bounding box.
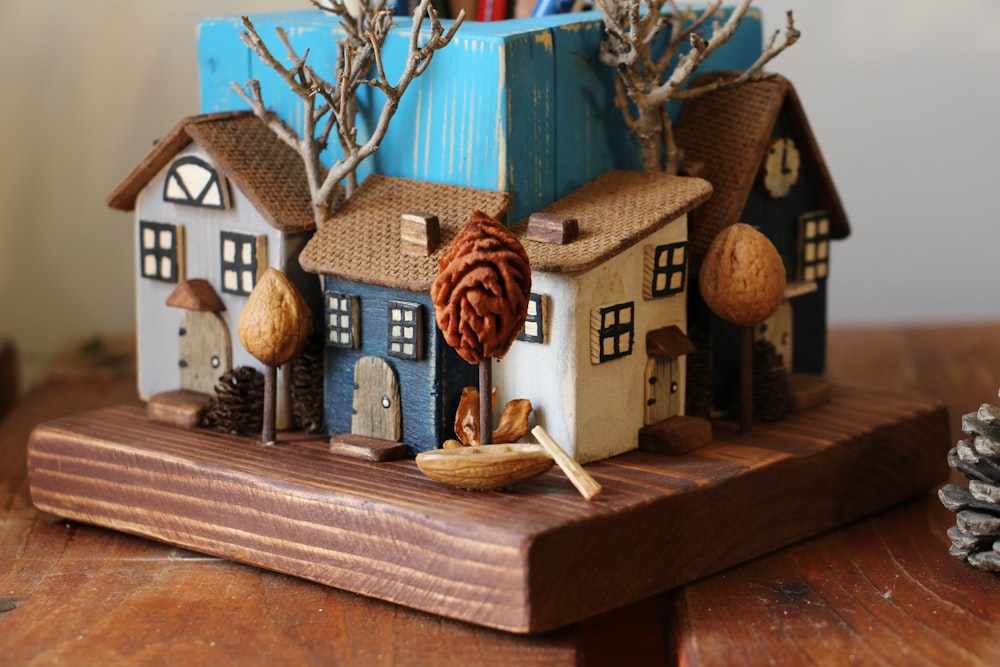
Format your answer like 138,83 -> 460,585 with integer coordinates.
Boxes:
751,339 -> 788,423
204,366 -> 265,435
291,332 -> 324,434
940,398 -> 1000,571
684,325 -> 713,419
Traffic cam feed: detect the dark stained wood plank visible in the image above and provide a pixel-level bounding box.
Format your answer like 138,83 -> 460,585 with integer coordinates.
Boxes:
27,384 -> 948,633
674,322 -> 1000,666
3,336 -> 582,666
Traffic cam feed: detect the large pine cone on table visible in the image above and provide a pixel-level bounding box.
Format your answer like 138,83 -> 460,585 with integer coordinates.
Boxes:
940,399 -> 1000,571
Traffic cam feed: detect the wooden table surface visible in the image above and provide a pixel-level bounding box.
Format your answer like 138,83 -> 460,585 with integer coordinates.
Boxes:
4,324 -> 1000,665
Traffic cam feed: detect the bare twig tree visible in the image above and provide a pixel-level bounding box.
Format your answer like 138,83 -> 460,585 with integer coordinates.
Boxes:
595,0 -> 799,174
233,0 -> 464,227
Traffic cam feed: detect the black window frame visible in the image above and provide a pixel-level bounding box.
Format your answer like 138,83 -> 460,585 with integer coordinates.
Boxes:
648,241 -> 687,297
387,301 -> 422,361
326,291 -> 359,349
138,220 -> 181,283
220,231 -> 259,296
163,155 -> 227,209
517,292 -> 546,344
593,302 -> 635,363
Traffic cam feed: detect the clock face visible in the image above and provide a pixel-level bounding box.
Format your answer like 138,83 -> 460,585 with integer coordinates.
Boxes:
762,137 -> 801,198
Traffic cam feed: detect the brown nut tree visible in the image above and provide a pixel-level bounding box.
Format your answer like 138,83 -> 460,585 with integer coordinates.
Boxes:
238,268 -> 314,444
431,210 -> 531,446
699,223 -> 785,432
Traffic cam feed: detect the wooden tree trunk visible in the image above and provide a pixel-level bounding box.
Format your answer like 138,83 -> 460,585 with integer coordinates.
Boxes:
262,364 -> 277,445
740,326 -> 753,434
479,359 -> 493,446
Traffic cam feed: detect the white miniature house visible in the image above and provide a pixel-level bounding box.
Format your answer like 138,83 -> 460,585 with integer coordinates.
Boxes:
107,112 -> 319,427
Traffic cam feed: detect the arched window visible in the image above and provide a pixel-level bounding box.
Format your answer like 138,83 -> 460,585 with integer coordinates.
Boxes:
163,156 -> 227,209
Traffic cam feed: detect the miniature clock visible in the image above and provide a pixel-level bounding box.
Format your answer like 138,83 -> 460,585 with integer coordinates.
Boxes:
761,137 -> 800,198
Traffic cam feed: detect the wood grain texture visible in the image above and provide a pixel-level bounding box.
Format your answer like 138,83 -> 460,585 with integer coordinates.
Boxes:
673,322 -> 1000,666
3,337 -> 586,666
7,325 -> 994,663
27,385 -> 947,633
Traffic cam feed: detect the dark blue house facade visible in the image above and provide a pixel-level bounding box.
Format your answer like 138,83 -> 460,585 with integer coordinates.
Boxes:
674,72 -> 851,414
299,175 -> 510,454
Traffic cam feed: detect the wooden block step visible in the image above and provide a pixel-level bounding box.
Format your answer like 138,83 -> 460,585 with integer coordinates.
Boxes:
329,433 -> 408,462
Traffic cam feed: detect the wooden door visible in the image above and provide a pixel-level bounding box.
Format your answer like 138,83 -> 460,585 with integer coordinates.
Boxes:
756,300 -> 793,370
179,310 -> 231,394
352,356 -> 401,441
644,356 -> 681,426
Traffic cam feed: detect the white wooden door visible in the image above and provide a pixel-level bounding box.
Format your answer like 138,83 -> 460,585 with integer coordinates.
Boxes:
179,310 -> 231,394
352,356 -> 402,441
644,356 -> 681,426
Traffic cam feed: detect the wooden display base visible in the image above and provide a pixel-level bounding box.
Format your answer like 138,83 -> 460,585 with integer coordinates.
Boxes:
26,386 -> 949,634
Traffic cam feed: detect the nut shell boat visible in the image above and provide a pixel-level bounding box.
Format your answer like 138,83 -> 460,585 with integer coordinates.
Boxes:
415,443 -> 553,490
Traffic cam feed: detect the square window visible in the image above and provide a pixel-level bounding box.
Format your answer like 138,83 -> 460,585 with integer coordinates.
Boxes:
518,292 -> 547,344
798,211 -> 831,282
138,221 -> 182,283
220,231 -> 262,296
645,242 -> 687,298
326,291 -> 359,349
591,302 -> 634,364
387,301 -> 423,360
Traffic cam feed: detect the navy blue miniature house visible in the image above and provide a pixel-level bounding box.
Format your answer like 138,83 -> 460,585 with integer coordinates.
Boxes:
674,72 -> 851,414
298,175 -> 510,455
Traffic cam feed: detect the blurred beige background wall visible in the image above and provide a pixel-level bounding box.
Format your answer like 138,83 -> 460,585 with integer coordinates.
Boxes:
1,1 -> 997,388
0,1 -> 303,387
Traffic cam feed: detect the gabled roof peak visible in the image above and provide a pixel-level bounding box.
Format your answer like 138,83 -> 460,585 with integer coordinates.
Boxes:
107,112 -> 314,233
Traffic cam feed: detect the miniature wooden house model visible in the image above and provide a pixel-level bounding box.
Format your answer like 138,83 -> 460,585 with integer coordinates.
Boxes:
107,111 -> 320,426
298,175 -> 510,454
674,72 -> 850,413
499,170 -> 712,463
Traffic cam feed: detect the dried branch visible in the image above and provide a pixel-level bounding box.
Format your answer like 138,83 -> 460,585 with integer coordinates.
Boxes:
594,0 -> 798,174
233,0 -> 464,227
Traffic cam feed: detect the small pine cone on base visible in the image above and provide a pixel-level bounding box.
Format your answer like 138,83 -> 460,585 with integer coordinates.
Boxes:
291,332 -> 324,434
204,366 -> 265,436
939,396 -> 1000,571
751,339 -> 788,423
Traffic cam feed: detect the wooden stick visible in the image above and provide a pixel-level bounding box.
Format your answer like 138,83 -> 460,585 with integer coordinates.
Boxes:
262,365 -> 277,445
531,425 -> 601,501
480,359 -> 493,445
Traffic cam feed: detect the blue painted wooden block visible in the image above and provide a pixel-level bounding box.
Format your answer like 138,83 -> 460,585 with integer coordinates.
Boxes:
198,9 -> 763,221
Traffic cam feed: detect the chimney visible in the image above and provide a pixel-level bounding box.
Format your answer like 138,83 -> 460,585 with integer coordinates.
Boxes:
526,212 -> 579,245
400,212 -> 441,256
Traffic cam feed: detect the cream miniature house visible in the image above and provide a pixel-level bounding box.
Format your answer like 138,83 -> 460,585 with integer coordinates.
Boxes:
500,170 -> 712,463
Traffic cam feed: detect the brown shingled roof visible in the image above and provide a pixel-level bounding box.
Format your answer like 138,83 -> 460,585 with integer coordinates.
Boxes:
673,72 -> 849,273
107,112 -> 315,233
299,175 -> 510,292
511,170 -> 712,274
